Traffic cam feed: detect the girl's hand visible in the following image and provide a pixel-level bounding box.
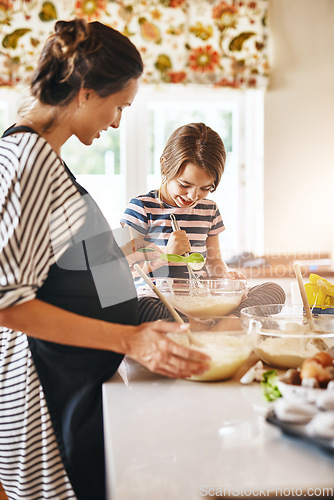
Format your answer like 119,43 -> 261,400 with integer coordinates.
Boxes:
223,270 -> 248,281
222,270 -> 248,300
166,230 -> 191,256
123,321 -> 210,379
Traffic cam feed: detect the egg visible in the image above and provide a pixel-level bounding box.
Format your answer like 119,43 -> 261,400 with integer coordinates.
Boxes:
301,359 -> 332,384
312,351 -> 333,367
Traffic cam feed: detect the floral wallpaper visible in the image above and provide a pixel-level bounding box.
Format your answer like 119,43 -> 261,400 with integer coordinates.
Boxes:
0,0 -> 269,89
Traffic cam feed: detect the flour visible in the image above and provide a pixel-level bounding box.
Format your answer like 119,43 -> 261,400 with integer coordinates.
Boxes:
255,336 -> 320,368
167,332 -> 253,381
168,294 -> 242,319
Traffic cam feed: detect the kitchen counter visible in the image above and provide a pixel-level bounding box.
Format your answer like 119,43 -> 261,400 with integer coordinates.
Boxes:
228,254 -> 334,280
237,262 -> 334,280
102,356 -> 334,500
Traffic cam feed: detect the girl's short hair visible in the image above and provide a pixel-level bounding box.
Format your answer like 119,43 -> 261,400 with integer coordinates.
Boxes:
31,18 -> 143,106
160,122 -> 226,192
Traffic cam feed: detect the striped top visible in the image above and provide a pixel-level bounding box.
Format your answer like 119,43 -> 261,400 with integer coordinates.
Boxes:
0,130 -> 81,499
121,189 -> 225,278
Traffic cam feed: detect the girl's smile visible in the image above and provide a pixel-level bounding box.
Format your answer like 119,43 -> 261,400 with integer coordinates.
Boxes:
162,162 -> 214,208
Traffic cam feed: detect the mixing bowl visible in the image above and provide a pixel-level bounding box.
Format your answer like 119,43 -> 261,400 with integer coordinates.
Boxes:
167,329 -> 255,381
156,277 -> 246,320
240,304 -> 334,369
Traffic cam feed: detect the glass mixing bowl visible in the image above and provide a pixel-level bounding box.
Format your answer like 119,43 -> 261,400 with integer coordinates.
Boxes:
167,328 -> 255,381
156,277 -> 247,320
240,304 -> 334,369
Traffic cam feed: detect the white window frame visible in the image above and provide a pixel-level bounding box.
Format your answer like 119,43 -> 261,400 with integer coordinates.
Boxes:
122,84 -> 264,258
0,85 -> 264,258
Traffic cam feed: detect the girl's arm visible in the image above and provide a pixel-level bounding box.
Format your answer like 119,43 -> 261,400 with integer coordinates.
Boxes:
205,234 -> 229,277
0,299 -> 210,379
206,235 -> 246,279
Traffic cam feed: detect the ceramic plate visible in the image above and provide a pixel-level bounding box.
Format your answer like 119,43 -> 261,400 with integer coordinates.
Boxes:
277,378 -> 325,404
266,409 -> 334,454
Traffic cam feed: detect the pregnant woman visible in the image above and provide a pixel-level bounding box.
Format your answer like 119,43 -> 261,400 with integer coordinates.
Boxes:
0,19 -> 209,500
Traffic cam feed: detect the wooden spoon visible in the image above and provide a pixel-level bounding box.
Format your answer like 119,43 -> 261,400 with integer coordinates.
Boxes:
294,264 -> 330,352
133,264 -> 202,347
294,263 -> 316,331
134,264 -> 184,323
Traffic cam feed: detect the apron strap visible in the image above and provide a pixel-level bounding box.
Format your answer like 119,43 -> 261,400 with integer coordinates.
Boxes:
2,124 -> 38,137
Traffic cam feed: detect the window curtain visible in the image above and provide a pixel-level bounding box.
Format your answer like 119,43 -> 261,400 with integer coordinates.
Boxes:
0,0 -> 269,89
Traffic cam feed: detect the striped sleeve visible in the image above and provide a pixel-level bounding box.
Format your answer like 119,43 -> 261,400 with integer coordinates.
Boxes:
207,203 -> 225,236
0,133 -> 80,309
121,196 -> 149,235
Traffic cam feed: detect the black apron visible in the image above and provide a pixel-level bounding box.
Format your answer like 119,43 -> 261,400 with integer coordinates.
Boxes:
3,126 -> 139,500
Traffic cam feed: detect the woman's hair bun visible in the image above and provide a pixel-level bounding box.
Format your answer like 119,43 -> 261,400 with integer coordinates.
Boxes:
31,18 -> 92,106
53,19 -> 88,60
52,19 -> 90,84
30,18 -> 143,107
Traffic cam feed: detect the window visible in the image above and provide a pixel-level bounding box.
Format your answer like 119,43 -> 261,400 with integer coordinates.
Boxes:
0,101 -> 8,133
1,85 -> 264,259
63,85 -> 264,259
62,129 -> 123,230
141,87 -> 240,258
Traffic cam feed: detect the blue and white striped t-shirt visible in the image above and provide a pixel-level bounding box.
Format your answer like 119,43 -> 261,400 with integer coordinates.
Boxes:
121,189 -> 225,278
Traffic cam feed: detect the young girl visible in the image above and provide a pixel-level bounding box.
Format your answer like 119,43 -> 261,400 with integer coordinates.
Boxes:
121,122 -> 285,321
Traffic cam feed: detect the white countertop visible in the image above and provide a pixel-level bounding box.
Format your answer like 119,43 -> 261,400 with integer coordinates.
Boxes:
103,356 -> 334,500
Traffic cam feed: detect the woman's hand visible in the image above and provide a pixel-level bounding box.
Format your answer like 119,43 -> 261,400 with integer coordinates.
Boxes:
122,240 -> 165,276
166,230 -> 191,256
121,236 -> 161,265
122,320 -> 210,378
1,300 -> 210,379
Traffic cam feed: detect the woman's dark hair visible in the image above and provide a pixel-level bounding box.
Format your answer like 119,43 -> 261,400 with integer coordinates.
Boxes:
160,123 -> 226,192
31,18 -> 144,106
